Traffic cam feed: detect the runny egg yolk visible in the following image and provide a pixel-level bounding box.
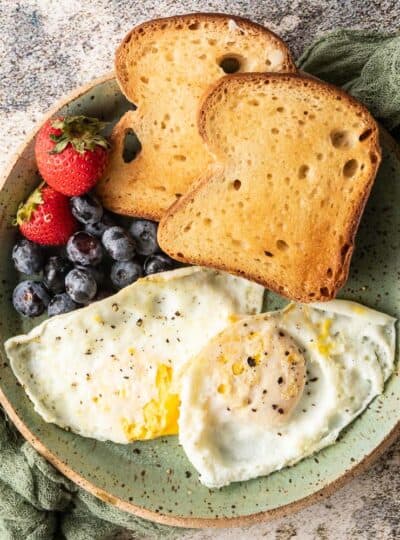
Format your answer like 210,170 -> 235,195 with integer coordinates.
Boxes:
121,364 -> 179,441
316,319 -> 334,357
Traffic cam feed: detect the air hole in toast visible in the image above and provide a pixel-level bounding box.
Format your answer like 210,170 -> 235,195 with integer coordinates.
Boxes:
370,152 -> 378,164
177,252 -> 184,258
359,128 -> 373,142
343,159 -> 358,178
320,287 -> 330,297
232,179 -> 241,190
173,155 -> 187,161
326,268 -> 333,278
218,55 -> 241,74
248,99 -> 259,106
298,165 -> 310,179
140,76 -> 149,84
330,130 -> 353,149
308,292 -> 316,298
276,239 -> 288,251
188,22 -> 199,30
277,106 -> 285,113
264,251 -> 274,257
316,153 -> 323,161
203,218 -> 212,226
271,128 -> 279,134
183,223 -> 192,232
122,129 -> 142,163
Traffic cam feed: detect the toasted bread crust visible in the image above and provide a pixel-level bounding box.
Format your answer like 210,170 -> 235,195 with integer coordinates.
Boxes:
159,73 -> 381,302
115,13 -> 296,102
97,14 -> 296,219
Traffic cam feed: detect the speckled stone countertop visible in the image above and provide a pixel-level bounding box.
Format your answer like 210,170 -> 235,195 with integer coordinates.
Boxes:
1,1 -> 399,539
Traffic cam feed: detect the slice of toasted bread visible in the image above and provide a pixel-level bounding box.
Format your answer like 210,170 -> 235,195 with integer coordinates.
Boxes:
96,14 -> 296,220
158,73 -> 381,302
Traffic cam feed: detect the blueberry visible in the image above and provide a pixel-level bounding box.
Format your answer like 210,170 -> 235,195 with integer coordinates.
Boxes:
75,265 -> 105,286
70,194 -> 103,224
129,219 -> 159,256
12,239 -> 44,274
65,268 -> 97,304
12,280 -> 50,317
102,226 -> 135,261
48,293 -> 78,316
111,260 -> 143,290
144,253 -> 177,275
67,232 -> 103,266
43,256 -> 72,294
85,212 -> 115,238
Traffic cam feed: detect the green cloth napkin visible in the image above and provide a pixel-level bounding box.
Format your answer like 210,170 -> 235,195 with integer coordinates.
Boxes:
298,29 -> 400,131
1,29 -> 400,539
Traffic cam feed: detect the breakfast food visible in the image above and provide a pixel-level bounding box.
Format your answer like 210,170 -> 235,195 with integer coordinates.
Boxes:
3,13 -> 394,501
12,239 -> 44,275
158,73 -> 381,302
179,301 -> 396,488
15,184 -> 78,246
12,281 -> 50,318
96,14 -> 297,220
35,116 -> 109,196
12,164 -> 180,316
5,267 -> 264,443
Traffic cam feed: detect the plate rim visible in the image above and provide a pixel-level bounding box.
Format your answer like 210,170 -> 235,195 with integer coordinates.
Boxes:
0,73 -> 399,529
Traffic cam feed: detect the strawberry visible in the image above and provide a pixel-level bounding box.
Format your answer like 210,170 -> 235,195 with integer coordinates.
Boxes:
15,184 -> 78,246
35,116 -> 109,196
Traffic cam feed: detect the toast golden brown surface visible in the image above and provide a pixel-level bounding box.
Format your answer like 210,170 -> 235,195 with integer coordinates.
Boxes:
158,73 -> 381,302
96,13 -> 296,220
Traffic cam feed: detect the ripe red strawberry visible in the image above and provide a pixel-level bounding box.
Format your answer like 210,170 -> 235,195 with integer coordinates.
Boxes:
35,116 -> 109,196
15,184 -> 78,245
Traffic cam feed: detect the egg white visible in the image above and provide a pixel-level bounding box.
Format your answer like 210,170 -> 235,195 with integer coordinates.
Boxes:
5,267 -> 264,443
178,300 -> 396,488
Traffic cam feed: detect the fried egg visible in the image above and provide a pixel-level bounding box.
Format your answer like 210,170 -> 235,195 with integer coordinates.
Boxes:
5,267 -> 263,443
179,300 -> 396,488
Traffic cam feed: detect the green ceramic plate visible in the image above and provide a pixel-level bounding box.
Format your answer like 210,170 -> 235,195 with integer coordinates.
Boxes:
0,75 -> 399,528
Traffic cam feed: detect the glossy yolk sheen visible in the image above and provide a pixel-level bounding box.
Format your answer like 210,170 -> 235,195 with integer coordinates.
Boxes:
121,364 -> 179,440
